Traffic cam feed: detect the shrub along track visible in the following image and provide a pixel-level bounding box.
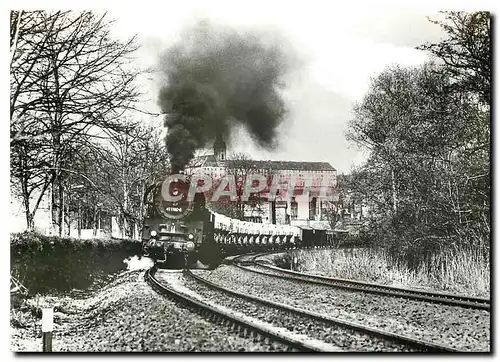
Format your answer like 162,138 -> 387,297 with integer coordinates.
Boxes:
183,269 -> 461,352
234,253 -> 490,311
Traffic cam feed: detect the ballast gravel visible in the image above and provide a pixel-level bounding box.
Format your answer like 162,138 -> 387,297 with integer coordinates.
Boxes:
172,272 -> 417,352
194,265 -> 490,352
10,270 -> 285,352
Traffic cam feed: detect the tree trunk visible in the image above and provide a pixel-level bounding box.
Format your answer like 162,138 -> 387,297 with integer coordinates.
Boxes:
57,177 -> 64,237
77,202 -> 81,238
52,130 -> 63,236
66,201 -> 71,237
122,153 -> 128,238
97,208 -> 101,237
391,167 -> 398,213
10,11 -> 23,65
21,187 -> 34,231
121,213 -> 127,238
18,144 -> 35,231
120,214 -> 127,239
93,204 -> 98,237
47,186 -> 53,235
26,211 -> 34,231
51,182 -> 57,233
137,182 -> 147,234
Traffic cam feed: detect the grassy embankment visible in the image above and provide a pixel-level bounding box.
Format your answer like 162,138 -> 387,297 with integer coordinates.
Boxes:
274,246 -> 489,297
10,231 -> 142,296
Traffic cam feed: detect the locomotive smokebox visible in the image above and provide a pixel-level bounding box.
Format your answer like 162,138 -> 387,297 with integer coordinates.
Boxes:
141,174 -> 220,269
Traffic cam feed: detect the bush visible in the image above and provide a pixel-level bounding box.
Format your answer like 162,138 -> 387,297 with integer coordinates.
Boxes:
273,253 -> 294,270
272,251 -> 303,271
273,247 -> 489,297
10,232 -> 141,295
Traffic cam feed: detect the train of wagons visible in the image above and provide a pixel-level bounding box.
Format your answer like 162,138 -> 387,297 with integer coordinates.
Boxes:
141,175 -> 337,268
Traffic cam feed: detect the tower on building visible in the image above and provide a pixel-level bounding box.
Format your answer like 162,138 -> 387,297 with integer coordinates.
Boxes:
213,135 -> 226,161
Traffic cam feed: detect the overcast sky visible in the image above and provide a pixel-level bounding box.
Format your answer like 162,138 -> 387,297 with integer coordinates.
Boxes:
106,5 -> 449,174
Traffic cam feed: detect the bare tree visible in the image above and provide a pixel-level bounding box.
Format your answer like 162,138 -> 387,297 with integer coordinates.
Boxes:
100,125 -> 169,238
10,11 -> 141,234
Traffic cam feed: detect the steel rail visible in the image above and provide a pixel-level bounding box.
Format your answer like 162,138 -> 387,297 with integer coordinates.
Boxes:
185,269 -> 462,352
145,267 -> 336,352
231,253 -> 489,311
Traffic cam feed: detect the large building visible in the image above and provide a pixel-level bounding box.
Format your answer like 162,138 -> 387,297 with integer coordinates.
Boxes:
185,140 -> 338,229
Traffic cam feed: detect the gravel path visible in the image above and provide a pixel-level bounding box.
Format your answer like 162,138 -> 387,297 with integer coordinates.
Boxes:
10,270 -> 284,352
175,272 -> 418,351
195,265 -> 490,352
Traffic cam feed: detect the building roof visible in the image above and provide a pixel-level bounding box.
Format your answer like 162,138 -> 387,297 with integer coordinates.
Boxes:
245,160 -> 336,172
187,155 -> 336,172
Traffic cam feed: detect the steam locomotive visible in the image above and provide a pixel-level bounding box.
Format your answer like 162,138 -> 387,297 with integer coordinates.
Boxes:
141,176 -> 220,268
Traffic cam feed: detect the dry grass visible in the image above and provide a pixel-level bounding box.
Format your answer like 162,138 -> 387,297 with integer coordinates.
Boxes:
423,248 -> 490,297
286,247 -> 489,297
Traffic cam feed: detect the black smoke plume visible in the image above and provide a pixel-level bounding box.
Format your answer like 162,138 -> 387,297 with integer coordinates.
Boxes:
158,20 -> 299,173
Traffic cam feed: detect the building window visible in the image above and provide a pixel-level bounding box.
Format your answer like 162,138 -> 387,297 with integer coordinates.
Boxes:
309,197 -> 317,220
291,197 -> 298,220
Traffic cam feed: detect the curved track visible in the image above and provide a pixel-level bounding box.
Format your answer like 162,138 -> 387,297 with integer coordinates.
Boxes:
145,267 -> 337,352
232,253 -> 490,311
186,269 -> 462,352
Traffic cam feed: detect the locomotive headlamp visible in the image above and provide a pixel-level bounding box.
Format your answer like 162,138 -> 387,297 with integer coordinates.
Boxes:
188,233 -> 194,240
186,241 -> 195,251
150,230 -> 157,237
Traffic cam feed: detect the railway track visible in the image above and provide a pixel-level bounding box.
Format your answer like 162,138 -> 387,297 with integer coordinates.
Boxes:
185,269 -> 462,352
232,253 -> 490,311
145,266 -> 340,352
